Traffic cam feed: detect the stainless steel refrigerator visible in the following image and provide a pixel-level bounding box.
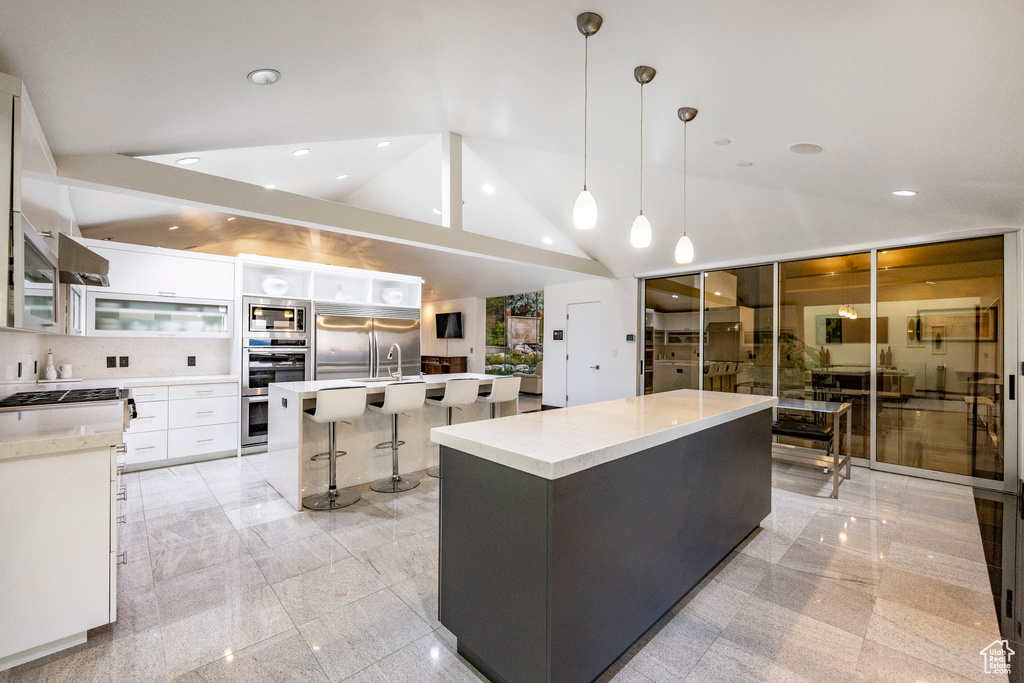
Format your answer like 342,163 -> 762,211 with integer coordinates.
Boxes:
315,310 -> 421,380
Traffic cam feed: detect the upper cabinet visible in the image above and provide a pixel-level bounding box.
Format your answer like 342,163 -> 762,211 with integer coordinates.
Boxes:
84,240 -> 235,301
239,254 -> 421,310
2,74 -> 63,333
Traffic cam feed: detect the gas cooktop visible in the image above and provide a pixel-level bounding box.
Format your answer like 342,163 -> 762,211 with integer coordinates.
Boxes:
0,387 -> 125,410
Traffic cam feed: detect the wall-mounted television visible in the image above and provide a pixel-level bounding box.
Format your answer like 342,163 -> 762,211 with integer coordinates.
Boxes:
436,312 -> 463,339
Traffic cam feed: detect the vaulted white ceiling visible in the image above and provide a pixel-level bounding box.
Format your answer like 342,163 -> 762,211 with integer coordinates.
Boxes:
3,0 -> 1022,288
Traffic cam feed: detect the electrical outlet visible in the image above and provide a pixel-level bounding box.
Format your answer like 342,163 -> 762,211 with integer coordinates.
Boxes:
187,356 -> 196,367
119,356 -> 129,368
107,356 -> 116,368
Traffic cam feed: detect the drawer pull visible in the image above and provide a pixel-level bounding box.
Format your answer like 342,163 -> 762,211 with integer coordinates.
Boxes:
117,551 -> 128,565
135,416 -> 155,420
195,438 -> 215,443
116,443 -> 127,454
116,486 -> 128,501
195,390 -> 215,395
136,393 -> 156,398
117,514 -> 126,524
196,410 -> 216,415
117,464 -> 126,474
136,446 -> 156,451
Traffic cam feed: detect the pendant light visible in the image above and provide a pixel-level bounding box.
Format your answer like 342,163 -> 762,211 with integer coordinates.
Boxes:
630,66 -> 656,248
573,13 -> 602,230
675,107 -> 698,264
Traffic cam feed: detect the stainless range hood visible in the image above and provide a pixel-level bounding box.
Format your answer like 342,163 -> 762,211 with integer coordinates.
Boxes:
58,233 -> 110,287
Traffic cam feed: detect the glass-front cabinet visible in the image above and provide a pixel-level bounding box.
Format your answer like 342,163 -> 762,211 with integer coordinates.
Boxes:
87,292 -> 232,337
12,214 -> 59,332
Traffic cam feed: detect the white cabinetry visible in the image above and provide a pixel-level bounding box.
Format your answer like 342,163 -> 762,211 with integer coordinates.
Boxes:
0,444 -> 122,669
125,380 -> 239,470
89,243 -> 234,300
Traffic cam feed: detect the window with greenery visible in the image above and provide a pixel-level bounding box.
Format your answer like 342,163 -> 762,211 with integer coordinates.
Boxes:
485,292 -> 544,375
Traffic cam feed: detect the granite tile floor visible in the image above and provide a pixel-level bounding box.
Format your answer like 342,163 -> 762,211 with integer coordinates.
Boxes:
1,456 -> 1009,682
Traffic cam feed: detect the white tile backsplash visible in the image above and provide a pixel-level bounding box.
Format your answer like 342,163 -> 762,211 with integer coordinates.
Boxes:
2,332 -> 234,381
0,330 -> 40,382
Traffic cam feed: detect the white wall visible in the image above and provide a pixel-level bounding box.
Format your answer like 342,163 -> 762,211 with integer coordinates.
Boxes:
421,297 -> 486,373
543,277 -> 640,407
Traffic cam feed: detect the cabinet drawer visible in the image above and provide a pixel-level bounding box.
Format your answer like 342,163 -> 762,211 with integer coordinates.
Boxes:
124,431 -> 167,465
129,386 -> 168,403
169,383 -> 237,401
169,423 -> 237,458
128,400 -> 167,433
168,395 -> 237,429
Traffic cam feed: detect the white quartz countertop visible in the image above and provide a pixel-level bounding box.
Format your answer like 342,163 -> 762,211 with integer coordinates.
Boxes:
430,389 -> 777,480
270,373 -> 495,399
0,402 -> 125,461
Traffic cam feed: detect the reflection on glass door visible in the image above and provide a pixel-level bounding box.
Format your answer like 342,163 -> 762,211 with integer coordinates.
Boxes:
876,236 -> 1005,480
703,265 -> 774,395
778,253 -> 872,460
644,275 -> 702,393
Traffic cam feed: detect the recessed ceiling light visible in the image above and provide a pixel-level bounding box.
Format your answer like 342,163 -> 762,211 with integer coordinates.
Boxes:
714,291 -> 722,296
103,237 -> 113,241
176,157 -> 201,165
335,174 -> 348,180
432,208 -> 442,215
169,225 -> 179,230
736,161 -> 753,167
880,250 -> 887,253
926,281 -> 936,285
247,69 -> 280,85
376,140 -> 391,148
292,148 -> 310,157
712,138 -> 731,145
482,184 -> 495,194
703,273 -> 709,277
542,237 -> 553,245
671,294 -> 679,299
263,184 -> 276,189
227,217 -> 236,221
892,190 -> 918,196
788,143 -> 824,155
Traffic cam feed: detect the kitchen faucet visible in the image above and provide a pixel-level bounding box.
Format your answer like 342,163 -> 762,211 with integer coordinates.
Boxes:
387,343 -> 403,381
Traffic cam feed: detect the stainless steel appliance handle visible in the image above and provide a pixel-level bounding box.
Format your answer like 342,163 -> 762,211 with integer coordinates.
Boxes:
373,331 -> 380,379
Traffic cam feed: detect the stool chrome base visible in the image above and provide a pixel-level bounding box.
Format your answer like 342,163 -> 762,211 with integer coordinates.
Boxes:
425,466 -> 440,478
370,474 -> 420,493
303,488 -> 361,511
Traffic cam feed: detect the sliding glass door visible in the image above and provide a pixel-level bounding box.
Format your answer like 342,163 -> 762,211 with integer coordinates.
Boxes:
875,236 -> 1011,482
777,254 -> 872,461
640,231 -> 1017,490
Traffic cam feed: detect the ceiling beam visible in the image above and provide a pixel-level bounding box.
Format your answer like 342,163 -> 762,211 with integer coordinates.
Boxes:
441,132 -> 463,231
55,153 -> 613,278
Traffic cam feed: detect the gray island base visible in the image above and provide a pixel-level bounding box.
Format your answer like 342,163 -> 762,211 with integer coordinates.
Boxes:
432,390 -> 776,683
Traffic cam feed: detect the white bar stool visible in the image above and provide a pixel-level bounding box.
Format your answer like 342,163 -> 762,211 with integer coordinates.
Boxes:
369,381 -> 427,493
424,378 -> 481,478
303,386 -> 368,511
477,375 -> 521,418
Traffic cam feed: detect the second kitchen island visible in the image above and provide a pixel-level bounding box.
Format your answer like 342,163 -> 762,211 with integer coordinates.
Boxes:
266,373 -> 514,510
431,389 -> 776,683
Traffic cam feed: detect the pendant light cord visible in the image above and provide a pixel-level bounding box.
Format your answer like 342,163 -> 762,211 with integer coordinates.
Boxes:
583,36 -> 588,190
682,119 -> 687,236
639,83 -> 644,214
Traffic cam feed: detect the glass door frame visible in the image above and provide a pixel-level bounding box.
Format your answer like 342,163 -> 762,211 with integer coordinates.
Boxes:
638,228 -> 1020,493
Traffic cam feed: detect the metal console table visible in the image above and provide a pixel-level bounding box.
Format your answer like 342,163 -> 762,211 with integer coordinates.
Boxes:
772,397 -> 853,498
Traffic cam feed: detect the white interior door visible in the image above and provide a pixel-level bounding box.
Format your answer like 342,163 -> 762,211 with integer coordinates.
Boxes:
566,302 -> 603,406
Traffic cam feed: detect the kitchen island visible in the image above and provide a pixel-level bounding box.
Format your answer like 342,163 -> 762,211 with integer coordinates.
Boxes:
267,373 -> 512,510
431,389 -> 776,683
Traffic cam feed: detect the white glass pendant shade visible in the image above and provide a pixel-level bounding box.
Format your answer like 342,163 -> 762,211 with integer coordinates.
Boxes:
573,189 -> 597,229
848,307 -> 858,320
674,234 -> 694,264
630,213 -> 652,248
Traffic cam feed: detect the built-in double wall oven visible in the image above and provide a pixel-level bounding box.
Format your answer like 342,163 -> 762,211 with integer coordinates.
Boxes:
241,297 -> 312,448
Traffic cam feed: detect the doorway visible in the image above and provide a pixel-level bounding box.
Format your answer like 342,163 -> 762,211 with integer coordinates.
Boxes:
566,302 -> 602,407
